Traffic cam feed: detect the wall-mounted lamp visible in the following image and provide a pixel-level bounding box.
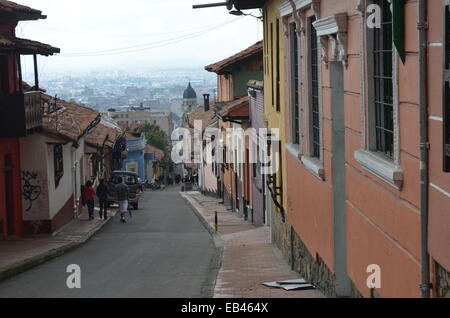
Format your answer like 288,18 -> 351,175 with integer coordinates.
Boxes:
229,9 -> 262,20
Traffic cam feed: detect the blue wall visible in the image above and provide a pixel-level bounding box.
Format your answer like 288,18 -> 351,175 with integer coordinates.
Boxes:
122,136 -> 146,179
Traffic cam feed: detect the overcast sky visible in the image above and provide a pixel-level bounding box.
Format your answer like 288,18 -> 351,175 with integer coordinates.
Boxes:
16,0 -> 263,75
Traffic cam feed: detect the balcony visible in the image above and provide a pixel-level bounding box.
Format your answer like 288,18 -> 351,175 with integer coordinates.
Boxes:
0,91 -> 43,138
24,91 -> 44,132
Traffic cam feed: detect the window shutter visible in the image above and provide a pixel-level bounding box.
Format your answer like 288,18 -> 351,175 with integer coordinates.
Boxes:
444,1 -> 450,172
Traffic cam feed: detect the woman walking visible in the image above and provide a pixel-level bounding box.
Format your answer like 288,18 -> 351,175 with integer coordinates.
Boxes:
85,181 -> 96,220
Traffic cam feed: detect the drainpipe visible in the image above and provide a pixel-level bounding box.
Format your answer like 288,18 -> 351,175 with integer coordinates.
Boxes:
417,0 -> 431,298
72,149 -> 79,219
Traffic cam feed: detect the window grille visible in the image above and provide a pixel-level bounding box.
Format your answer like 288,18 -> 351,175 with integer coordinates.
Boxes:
54,144 -> 64,187
291,22 -> 300,144
372,0 -> 394,158
309,17 -> 320,158
444,1 -> 450,171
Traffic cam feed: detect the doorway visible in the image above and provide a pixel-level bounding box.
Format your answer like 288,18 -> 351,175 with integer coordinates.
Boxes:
4,154 -> 15,236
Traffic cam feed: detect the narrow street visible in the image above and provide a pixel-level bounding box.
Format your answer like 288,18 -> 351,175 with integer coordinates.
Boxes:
0,187 -> 219,298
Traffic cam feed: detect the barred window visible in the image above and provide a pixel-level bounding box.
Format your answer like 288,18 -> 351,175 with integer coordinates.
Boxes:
372,0 -> 394,158
54,144 -> 64,187
291,22 -> 300,145
444,1 -> 450,172
309,17 -> 320,158
271,22 -> 274,107
276,18 -> 281,112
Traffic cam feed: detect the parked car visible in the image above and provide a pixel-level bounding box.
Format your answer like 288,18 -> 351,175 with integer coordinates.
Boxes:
107,171 -> 142,209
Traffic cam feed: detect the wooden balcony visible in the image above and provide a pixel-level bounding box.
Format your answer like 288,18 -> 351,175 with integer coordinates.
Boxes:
24,91 -> 43,132
0,91 -> 43,138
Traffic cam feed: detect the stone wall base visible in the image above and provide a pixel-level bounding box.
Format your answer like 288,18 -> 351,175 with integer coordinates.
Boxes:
436,261 -> 450,298
271,203 -> 363,298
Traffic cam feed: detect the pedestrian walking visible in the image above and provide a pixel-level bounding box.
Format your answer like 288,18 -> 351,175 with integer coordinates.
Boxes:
96,178 -> 109,220
192,170 -> 198,186
114,176 -> 129,223
85,180 -> 96,220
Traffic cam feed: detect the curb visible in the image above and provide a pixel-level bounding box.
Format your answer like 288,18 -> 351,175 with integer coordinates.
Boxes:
180,192 -> 224,298
0,210 -> 117,283
180,192 -> 220,242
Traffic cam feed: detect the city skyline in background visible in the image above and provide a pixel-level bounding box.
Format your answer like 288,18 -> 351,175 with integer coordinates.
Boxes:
16,0 -> 263,77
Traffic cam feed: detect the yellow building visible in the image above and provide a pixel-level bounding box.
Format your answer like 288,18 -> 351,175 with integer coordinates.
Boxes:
262,0 -> 289,248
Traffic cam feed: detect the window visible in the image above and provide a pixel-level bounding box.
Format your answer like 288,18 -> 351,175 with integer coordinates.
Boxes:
253,131 -> 262,182
309,17 -> 321,158
290,22 -> 300,145
271,22 -> 274,107
276,18 -> 281,112
354,0 -> 403,189
0,55 -> 10,93
54,144 -> 64,187
372,0 -> 394,159
445,0 -> 450,172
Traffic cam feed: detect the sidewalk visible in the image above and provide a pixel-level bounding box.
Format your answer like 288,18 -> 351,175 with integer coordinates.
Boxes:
181,191 -> 325,298
0,206 -> 117,282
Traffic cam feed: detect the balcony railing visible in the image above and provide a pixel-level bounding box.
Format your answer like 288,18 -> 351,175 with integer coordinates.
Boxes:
0,91 -> 43,138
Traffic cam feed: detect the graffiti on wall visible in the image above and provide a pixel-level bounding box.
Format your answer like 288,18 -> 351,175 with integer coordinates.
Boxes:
22,171 -> 42,212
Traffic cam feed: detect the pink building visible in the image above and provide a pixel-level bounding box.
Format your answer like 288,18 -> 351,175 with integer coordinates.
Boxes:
260,0 -> 449,298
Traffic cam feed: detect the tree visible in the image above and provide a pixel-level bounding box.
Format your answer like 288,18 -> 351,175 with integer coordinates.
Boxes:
135,122 -> 172,169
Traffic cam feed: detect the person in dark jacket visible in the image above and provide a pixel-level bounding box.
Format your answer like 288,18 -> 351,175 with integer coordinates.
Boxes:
96,179 -> 108,220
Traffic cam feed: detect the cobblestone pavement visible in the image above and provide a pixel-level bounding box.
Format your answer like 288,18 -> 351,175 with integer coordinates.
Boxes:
181,191 -> 325,298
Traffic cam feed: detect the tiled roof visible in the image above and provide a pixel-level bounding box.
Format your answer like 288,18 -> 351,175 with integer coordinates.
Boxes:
187,97 -> 249,130
205,41 -> 263,74
85,120 -> 123,149
42,95 -> 100,143
0,0 -> 46,20
146,145 -> 164,161
0,35 -> 60,56
217,96 -> 250,117
187,106 -> 217,130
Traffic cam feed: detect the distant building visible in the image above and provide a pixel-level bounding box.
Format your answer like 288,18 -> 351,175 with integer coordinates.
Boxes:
104,108 -> 174,138
181,82 -> 198,114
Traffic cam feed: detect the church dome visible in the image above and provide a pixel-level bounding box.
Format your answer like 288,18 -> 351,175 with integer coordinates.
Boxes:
183,82 -> 197,99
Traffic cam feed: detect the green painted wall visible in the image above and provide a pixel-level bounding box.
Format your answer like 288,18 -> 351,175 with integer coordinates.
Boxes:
232,60 -> 263,98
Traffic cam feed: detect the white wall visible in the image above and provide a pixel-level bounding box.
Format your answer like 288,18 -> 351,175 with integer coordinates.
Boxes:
20,133 -> 92,222
20,134 -> 50,221
46,137 -> 75,219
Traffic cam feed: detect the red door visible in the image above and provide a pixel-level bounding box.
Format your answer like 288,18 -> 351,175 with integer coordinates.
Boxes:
4,154 -> 15,236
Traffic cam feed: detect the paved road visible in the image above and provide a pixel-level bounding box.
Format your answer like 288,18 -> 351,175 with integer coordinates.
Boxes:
0,186 -> 219,298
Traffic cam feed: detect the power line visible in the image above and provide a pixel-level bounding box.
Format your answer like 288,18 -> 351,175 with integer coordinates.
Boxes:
88,19 -> 242,38
58,18 -> 243,58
